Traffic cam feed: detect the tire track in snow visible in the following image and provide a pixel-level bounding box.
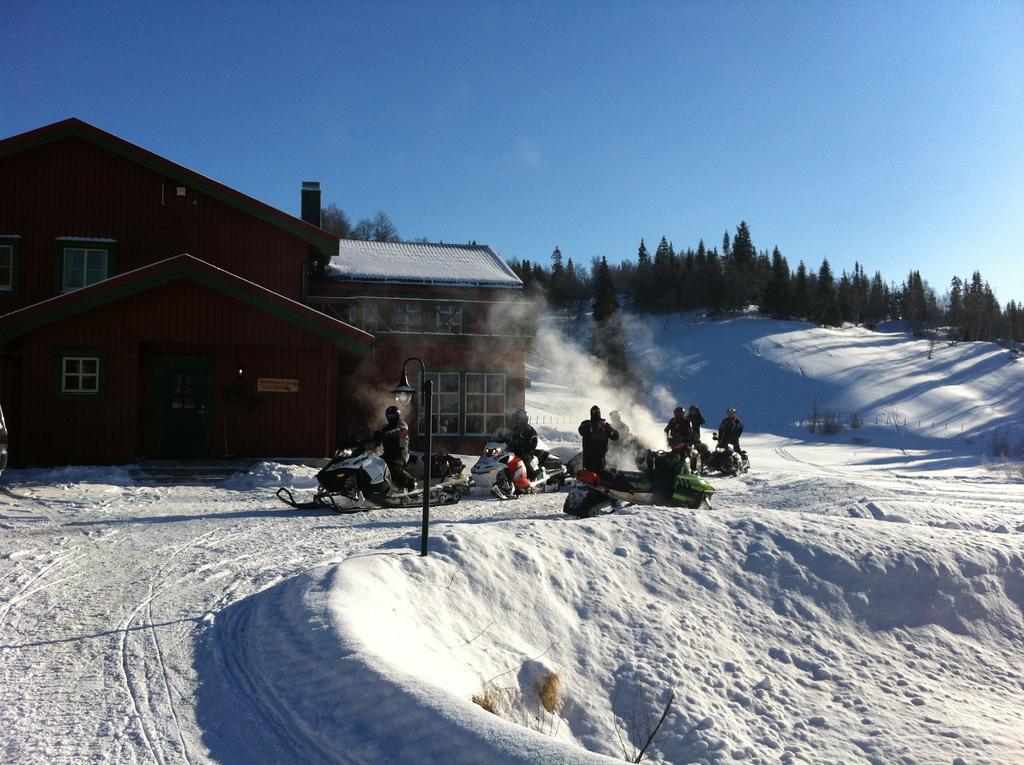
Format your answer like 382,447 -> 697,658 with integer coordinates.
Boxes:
117,528 -> 219,765
0,551 -> 86,630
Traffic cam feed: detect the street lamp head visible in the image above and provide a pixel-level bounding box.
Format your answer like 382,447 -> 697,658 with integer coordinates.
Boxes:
391,369 -> 416,406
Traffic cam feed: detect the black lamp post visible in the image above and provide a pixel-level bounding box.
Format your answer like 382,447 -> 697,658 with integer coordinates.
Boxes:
391,357 -> 432,557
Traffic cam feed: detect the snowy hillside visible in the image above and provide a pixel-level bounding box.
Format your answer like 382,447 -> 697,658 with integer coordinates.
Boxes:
531,313 -> 1024,459
2,316 -> 1023,764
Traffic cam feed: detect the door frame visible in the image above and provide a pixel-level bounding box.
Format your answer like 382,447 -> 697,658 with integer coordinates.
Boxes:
149,354 -> 216,458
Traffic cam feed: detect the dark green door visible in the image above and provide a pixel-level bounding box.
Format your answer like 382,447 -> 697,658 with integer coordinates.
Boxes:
153,356 -> 214,458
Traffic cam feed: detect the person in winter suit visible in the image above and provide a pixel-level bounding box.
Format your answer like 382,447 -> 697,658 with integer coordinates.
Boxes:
506,409 -> 540,479
665,406 -> 696,451
718,407 -> 744,453
687,404 -> 710,462
379,405 -> 416,491
578,405 -> 620,473
687,405 -> 706,441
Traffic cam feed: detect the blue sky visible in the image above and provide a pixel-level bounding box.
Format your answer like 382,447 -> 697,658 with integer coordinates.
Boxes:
3,0 -> 1022,302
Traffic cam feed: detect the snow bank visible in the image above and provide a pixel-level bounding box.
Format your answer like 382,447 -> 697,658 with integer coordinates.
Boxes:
208,554 -> 616,764
3,465 -> 137,487
215,506 -> 1024,763
218,461 -> 319,491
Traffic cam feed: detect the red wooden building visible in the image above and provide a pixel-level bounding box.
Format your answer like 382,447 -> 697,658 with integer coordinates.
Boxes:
0,118 -> 525,465
307,239 -> 530,454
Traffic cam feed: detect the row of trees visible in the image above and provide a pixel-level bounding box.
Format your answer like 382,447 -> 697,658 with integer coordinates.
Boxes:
311,204 -> 1019,353
509,222 -> 1023,347
321,203 -> 401,243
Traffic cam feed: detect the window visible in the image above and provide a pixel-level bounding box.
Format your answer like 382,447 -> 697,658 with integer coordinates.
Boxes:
170,372 -> 197,409
394,303 -> 421,332
0,244 -> 13,291
420,372 -> 460,434
346,302 -> 379,331
363,302 -> 380,332
465,373 -> 506,435
435,304 -> 462,334
61,356 -> 101,394
62,247 -> 109,291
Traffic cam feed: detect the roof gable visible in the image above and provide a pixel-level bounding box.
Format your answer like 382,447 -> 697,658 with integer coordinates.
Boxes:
325,240 -> 523,288
0,254 -> 373,356
0,118 -> 338,255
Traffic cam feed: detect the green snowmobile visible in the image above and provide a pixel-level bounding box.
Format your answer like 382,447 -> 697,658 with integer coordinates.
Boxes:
563,449 -> 716,518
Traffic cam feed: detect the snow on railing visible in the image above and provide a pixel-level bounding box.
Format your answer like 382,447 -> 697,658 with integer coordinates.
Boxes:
530,414 -> 574,426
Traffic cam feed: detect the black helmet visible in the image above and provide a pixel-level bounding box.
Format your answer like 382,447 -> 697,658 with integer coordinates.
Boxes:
386,405 -> 400,423
674,406 -> 685,417
590,405 -> 601,419
726,407 -> 737,416
512,409 -> 528,425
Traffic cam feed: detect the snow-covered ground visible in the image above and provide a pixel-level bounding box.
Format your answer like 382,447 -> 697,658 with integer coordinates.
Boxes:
2,316 -> 1023,764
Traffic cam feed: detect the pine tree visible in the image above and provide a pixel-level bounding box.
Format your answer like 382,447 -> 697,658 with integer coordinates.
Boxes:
592,257 -> 618,321
948,276 -> 964,342
652,236 -> 677,312
865,271 -> 888,325
590,257 -> 628,378
815,258 -> 841,325
549,246 -> 567,308
723,221 -> 757,310
792,261 -> 810,319
632,238 -> 653,312
763,246 -> 791,317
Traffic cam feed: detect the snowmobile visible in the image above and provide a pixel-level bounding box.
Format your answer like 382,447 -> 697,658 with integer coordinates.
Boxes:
563,449 -> 715,518
471,440 -> 568,500
277,429 -> 469,513
702,434 -> 750,477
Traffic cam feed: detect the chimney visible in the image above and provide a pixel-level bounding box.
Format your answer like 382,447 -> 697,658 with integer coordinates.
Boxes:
301,181 -> 321,227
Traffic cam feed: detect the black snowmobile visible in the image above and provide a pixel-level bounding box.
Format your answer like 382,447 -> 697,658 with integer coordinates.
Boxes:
702,433 -> 750,477
563,449 -> 715,518
277,428 -> 469,513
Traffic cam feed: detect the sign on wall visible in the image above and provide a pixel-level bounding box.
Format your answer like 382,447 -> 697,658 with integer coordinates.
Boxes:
257,378 -> 300,393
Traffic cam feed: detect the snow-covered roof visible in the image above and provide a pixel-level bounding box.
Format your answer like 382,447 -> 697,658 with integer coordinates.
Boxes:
325,240 -> 522,288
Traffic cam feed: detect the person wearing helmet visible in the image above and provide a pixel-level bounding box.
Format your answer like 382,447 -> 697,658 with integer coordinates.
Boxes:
506,409 -> 540,479
380,405 -> 415,492
717,407 -> 744,453
578,405 -> 619,473
665,406 -> 696,451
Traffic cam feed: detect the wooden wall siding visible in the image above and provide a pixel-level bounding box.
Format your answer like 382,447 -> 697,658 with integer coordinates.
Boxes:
0,136 -> 308,315
12,279 -> 340,465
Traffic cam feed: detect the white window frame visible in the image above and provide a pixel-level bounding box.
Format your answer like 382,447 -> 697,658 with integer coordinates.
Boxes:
62,247 -> 109,292
394,303 -> 421,333
464,372 -> 506,435
61,356 -> 101,395
0,244 -> 13,291
435,303 -> 462,334
420,371 -> 461,435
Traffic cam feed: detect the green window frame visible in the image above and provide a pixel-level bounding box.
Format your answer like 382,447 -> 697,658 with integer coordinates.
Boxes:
0,236 -> 19,291
54,349 -> 107,398
465,372 -> 506,435
56,239 -> 116,293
